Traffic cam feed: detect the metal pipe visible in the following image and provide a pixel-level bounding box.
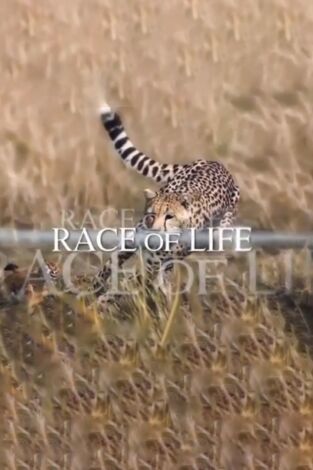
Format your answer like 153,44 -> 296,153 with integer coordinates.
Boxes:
0,228 -> 312,251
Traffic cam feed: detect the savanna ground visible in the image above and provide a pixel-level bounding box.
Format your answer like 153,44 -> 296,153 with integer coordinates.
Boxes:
0,0 -> 313,468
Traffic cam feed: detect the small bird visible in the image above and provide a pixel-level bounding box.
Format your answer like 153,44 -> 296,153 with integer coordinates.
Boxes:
3,261 -> 61,301
3,263 -> 29,297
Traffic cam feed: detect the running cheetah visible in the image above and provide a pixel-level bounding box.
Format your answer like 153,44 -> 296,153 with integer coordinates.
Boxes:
93,103 -> 240,295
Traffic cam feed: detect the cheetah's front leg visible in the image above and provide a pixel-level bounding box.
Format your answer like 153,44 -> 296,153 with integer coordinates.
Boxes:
93,218 -> 148,296
146,244 -> 190,300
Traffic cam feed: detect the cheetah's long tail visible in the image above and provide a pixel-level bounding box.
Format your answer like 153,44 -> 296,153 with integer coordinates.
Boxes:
99,103 -> 182,184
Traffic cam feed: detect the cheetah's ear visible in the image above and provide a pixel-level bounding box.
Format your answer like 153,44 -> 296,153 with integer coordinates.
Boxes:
144,188 -> 156,200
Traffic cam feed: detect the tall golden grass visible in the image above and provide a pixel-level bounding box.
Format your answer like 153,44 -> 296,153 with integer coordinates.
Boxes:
0,0 -> 312,229
0,0 -> 313,468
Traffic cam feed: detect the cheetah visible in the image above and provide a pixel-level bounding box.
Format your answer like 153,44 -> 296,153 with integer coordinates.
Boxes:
93,103 -> 240,295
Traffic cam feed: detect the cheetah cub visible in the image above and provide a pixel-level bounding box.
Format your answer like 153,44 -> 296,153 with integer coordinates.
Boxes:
94,103 -> 240,294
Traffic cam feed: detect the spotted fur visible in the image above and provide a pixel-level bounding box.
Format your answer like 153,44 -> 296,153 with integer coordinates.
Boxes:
94,104 -> 240,296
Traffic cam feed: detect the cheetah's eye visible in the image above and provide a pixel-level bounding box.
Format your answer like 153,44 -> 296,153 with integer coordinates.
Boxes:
144,213 -> 155,228
165,213 -> 175,221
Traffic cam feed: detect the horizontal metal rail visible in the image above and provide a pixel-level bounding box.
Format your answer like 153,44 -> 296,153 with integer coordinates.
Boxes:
0,228 -> 312,251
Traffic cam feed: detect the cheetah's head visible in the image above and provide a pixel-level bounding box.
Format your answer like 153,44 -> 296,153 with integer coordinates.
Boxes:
143,189 -> 190,231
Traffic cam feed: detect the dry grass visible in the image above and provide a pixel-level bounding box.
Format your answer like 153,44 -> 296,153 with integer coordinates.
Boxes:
0,0 -> 313,468
1,0 -> 313,229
